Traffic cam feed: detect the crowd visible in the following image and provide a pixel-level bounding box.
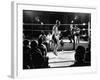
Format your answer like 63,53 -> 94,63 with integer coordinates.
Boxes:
23,35 -> 49,69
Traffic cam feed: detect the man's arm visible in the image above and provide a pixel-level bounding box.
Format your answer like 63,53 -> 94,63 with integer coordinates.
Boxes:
52,25 -> 56,35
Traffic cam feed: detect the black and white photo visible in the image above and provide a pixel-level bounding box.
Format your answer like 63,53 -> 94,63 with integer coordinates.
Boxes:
23,10 -> 91,69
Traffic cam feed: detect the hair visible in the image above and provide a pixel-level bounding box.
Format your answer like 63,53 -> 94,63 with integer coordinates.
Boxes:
41,31 -> 45,35
23,40 -> 29,46
30,40 -> 38,48
56,20 -> 60,25
38,37 -> 42,45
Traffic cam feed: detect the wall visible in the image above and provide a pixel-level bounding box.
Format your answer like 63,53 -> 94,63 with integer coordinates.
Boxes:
0,0 -> 99,80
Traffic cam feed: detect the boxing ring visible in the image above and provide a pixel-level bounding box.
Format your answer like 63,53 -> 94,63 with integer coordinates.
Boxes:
23,23 -> 91,67
46,40 -> 89,68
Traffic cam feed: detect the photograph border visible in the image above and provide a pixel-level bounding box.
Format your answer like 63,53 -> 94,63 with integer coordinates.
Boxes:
11,1 -> 97,78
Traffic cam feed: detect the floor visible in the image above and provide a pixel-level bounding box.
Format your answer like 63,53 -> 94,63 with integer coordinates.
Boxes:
47,40 -> 89,68
47,51 -> 75,68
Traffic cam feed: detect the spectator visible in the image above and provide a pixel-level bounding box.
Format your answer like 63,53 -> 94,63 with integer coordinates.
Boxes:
23,40 -> 31,69
33,16 -> 44,30
33,16 -> 43,24
38,36 -> 47,57
31,40 -> 49,68
38,31 -> 48,48
38,38 -> 49,68
70,46 -> 90,67
39,31 -> 46,43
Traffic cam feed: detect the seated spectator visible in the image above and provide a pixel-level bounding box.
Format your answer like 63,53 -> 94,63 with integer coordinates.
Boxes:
38,31 -> 47,47
38,39 -> 49,68
70,46 -> 90,67
38,37 -> 47,57
23,40 -> 31,69
31,40 -> 49,68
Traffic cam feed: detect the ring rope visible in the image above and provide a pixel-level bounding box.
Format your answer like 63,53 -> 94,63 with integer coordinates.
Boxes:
23,23 -> 88,26
23,29 -> 89,31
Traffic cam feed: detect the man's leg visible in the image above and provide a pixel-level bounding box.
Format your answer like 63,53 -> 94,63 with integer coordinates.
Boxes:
77,36 -> 80,44
53,43 -> 57,56
53,39 -> 59,56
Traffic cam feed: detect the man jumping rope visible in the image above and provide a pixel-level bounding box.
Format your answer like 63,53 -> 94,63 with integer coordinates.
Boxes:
52,20 -> 60,56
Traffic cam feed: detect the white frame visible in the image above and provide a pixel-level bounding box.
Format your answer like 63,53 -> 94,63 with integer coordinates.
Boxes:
11,1 -> 97,78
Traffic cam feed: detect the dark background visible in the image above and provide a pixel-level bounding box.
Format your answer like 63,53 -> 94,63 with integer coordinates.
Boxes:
23,10 -> 91,40
23,10 -> 90,24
